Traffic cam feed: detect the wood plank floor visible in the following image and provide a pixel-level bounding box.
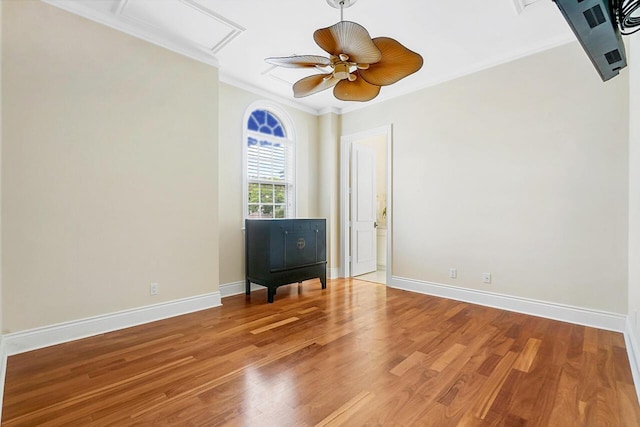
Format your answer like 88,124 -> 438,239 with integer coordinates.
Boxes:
3,279 -> 640,426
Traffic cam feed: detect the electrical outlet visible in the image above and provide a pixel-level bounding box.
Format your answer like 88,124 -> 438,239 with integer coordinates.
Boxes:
150,283 -> 159,296
449,268 -> 457,279
482,273 -> 492,284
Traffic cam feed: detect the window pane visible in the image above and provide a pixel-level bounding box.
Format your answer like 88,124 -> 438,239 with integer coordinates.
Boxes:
249,109 -> 287,137
274,185 -> 285,203
245,107 -> 293,219
253,110 -> 266,127
248,183 -> 259,203
248,204 -> 260,217
260,184 -> 273,203
247,138 -> 287,182
262,205 -> 274,218
266,112 -> 279,128
248,116 -> 259,131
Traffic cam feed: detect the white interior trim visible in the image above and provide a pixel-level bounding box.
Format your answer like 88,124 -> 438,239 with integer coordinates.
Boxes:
339,35 -> 574,115
41,0 -> 220,69
0,337 -> 6,424
241,100 -> 297,221
390,276 -> 627,332
2,292 -> 221,356
0,281 -> 637,418
220,73 -> 319,116
340,125 -> 393,280
625,318 -> 640,402
220,281 -> 261,298
0,291 -> 220,423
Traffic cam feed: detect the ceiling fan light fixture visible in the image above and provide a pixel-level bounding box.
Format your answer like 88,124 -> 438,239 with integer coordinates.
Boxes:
333,62 -> 351,80
266,1 -> 423,102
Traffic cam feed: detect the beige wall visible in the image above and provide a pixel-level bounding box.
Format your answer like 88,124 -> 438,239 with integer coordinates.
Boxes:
0,2 -> 634,334
629,38 -> 640,345
2,1 -> 219,332
218,83 -> 320,285
342,42 -> 629,313
317,113 -> 341,273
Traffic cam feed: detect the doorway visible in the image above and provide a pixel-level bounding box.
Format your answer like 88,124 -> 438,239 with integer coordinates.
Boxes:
340,125 -> 392,285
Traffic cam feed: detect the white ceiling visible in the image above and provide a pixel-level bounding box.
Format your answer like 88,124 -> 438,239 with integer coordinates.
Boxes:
43,0 -> 575,114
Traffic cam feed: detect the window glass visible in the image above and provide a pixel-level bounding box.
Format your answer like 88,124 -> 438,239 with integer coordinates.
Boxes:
244,107 -> 295,219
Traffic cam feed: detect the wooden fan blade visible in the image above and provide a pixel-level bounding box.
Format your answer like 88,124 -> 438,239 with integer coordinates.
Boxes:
333,72 -> 381,102
265,55 -> 331,68
359,37 -> 423,86
313,21 -> 382,64
293,73 -> 340,98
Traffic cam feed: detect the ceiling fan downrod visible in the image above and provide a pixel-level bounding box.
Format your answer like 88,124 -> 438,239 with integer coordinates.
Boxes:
326,0 -> 358,20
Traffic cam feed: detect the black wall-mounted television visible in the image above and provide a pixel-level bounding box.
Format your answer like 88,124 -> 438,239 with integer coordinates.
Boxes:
553,0 -> 627,81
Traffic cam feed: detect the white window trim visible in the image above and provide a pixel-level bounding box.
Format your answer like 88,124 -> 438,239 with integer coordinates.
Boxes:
242,101 -> 297,221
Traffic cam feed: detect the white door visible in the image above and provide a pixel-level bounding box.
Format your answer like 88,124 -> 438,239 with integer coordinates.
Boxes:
351,142 -> 377,276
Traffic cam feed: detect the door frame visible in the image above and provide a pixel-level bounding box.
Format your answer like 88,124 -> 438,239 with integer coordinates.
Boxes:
340,124 -> 393,282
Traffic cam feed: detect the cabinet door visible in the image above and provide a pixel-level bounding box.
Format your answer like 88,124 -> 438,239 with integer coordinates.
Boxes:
270,220 -> 322,270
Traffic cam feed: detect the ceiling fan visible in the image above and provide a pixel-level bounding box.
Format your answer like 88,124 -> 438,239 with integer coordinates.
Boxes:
265,0 -> 423,102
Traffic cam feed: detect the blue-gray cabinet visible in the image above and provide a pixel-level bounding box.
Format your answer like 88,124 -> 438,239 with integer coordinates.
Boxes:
245,218 -> 327,303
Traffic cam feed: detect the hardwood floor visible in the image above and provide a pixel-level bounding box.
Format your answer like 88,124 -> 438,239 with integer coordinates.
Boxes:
3,279 -> 640,426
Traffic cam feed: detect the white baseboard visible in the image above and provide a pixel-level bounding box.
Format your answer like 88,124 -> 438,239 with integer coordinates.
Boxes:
624,317 -> 640,403
220,281 -> 262,298
0,336 -> 6,424
390,276 -> 627,332
2,292 -> 221,357
328,267 -> 339,280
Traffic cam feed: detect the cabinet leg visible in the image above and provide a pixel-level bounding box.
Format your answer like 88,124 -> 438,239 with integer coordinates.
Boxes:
246,279 -> 251,295
267,287 -> 276,303
320,273 -> 327,289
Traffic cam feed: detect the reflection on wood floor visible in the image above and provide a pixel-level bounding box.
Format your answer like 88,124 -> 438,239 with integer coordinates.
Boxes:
355,269 -> 387,285
3,278 -> 640,425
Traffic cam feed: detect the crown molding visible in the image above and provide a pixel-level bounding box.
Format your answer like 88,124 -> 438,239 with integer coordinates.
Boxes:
114,0 -> 244,55
41,0 -> 219,68
219,72 -> 321,116
318,107 -> 342,116
340,34 -> 575,115
40,0 -> 575,118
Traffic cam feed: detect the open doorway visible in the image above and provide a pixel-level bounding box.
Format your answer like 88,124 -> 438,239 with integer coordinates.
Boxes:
340,125 -> 392,285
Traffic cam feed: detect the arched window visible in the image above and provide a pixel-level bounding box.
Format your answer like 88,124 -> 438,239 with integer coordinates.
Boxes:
243,103 -> 296,219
